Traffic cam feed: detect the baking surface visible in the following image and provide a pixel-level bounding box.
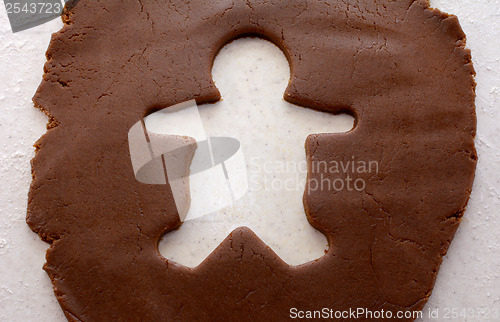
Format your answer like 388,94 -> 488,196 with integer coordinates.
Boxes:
0,0 -> 498,320
158,38 -> 354,267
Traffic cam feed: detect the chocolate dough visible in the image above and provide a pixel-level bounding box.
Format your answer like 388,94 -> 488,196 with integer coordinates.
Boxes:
27,0 -> 476,320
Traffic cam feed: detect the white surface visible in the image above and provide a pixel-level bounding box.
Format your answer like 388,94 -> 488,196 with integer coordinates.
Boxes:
0,1 -> 498,321
158,40 -> 353,267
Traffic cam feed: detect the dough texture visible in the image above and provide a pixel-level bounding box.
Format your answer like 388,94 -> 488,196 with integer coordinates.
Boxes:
28,0 -> 476,320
